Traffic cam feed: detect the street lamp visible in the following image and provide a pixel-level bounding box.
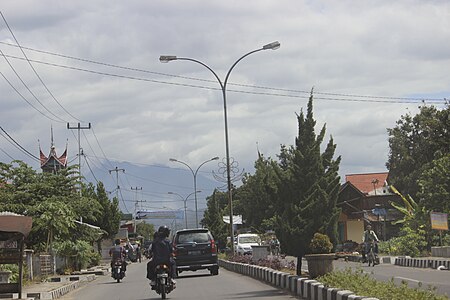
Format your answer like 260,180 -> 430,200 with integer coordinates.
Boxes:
168,191 -> 201,229
169,157 -> 219,228
161,41 -> 280,252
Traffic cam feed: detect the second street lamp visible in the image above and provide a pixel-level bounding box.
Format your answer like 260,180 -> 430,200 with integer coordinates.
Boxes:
169,157 -> 219,228
168,191 -> 201,229
161,41 -> 280,252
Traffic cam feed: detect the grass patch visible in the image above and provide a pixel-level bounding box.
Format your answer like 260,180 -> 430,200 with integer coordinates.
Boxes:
318,268 -> 448,300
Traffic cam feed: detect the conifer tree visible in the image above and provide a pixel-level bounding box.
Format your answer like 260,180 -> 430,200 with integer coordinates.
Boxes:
202,190 -> 228,249
272,92 -> 341,275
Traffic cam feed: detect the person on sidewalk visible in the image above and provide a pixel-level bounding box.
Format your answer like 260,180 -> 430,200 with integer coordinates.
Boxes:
146,226 -> 176,287
361,224 -> 379,263
136,243 -> 142,263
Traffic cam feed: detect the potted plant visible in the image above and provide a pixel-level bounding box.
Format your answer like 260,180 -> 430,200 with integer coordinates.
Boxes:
304,232 -> 335,278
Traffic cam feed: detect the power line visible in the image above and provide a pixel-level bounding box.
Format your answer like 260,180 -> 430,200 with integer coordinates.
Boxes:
83,154 -> 99,184
0,11 -> 83,122
0,147 -> 15,161
1,41 -> 446,102
0,71 -> 65,123
0,126 -> 39,161
0,52 -> 446,105
0,50 -> 67,122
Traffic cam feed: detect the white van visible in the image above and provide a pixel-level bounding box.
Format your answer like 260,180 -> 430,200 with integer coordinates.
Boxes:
235,233 -> 261,255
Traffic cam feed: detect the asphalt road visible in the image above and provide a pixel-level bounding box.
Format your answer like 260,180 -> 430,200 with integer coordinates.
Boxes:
60,261 -> 297,300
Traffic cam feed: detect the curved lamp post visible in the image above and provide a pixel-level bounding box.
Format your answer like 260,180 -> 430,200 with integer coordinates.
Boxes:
161,41 -> 280,252
168,191 -> 201,229
169,157 -> 219,228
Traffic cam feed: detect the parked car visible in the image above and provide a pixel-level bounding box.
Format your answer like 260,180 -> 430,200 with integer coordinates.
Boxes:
172,228 -> 219,276
235,233 -> 261,255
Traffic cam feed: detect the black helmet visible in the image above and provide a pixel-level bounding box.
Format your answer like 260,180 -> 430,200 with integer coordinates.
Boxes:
158,225 -> 170,238
114,239 -> 121,245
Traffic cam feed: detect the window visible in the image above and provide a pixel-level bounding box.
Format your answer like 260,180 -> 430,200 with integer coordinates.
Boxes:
177,232 -> 209,243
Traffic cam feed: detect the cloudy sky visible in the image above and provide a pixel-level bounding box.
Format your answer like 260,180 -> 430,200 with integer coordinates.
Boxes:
1,1 -> 449,208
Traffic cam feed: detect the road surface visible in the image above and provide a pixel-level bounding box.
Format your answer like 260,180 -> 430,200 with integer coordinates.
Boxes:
60,261 -> 297,300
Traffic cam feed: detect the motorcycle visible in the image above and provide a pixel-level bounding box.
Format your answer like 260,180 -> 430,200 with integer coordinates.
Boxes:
111,260 -> 125,282
152,263 -> 175,299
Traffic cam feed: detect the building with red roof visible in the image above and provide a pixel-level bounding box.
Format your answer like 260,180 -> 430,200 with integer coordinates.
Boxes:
337,172 -> 402,249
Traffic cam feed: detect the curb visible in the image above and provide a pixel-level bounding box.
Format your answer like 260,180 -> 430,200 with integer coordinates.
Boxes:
24,274 -> 97,300
394,257 -> 450,270
219,259 -> 379,300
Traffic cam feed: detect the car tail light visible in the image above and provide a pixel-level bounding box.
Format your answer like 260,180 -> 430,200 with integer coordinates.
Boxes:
172,243 -> 178,257
211,239 -> 217,254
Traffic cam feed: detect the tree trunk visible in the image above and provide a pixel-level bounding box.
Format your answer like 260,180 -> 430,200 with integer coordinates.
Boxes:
296,255 -> 302,276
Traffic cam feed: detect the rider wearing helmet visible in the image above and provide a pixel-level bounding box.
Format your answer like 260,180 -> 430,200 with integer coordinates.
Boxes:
146,226 -> 177,286
109,239 -> 127,272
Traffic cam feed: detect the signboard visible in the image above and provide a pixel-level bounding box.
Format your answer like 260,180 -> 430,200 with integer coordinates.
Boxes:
136,210 -> 184,220
222,215 -> 243,225
430,212 -> 448,231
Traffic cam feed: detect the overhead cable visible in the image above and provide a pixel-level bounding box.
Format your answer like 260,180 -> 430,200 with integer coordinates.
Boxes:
1,53 -> 446,105
0,11 -> 83,122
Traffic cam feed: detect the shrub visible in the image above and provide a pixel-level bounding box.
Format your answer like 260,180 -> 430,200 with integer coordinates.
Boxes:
309,233 -> 333,254
379,227 -> 427,257
87,250 -> 101,268
319,268 -> 447,300
0,264 -> 19,283
54,240 -> 94,271
225,254 -> 296,273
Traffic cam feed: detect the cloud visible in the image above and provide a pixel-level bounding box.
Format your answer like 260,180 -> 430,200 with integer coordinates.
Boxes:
1,0 -> 448,205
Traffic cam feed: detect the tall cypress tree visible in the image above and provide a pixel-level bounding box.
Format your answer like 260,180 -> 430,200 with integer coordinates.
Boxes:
202,190 -> 228,248
272,92 -> 341,275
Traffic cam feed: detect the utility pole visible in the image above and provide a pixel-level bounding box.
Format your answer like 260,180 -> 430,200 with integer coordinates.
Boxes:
67,123 -> 91,187
131,187 -> 143,234
109,167 -> 125,201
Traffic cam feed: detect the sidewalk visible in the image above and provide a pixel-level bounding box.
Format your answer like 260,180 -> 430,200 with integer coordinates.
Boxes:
12,263 -> 110,300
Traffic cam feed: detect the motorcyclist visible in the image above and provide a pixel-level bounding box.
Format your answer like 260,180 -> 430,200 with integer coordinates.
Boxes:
109,239 -> 127,273
361,224 -> 379,263
269,236 -> 280,255
146,226 -> 177,287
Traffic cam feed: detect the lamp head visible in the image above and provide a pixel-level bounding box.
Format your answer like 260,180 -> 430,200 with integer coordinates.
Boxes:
211,156 -> 220,161
263,41 -> 281,50
169,158 -> 178,162
160,55 -> 177,63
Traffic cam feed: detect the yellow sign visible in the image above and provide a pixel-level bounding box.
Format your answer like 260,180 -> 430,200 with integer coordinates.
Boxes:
430,212 -> 449,231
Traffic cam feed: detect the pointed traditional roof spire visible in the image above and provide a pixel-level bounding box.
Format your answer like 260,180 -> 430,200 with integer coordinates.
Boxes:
40,127 -> 68,173
51,125 -> 54,148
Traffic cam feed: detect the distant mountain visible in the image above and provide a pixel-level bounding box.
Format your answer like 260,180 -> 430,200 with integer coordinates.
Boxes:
83,160 -> 223,230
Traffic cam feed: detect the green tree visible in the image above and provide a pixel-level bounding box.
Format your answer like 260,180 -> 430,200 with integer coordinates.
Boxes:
136,222 -> 155,240
417,154 -> 450,213
31,198 -> 76,253
90,182 -> 121,239
202,190 -> 228,248
272,93 -> 341,275
234,154 -> 278,232
386,104 -> 450,199
0,161 -> 113,253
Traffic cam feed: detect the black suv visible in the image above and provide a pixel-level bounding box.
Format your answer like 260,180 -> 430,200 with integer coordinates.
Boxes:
172,228 -> 219,276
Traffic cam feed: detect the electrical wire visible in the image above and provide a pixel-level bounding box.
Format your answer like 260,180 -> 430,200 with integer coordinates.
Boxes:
0,11 -> 83,122
83,154 -> 99,184
1,53 -> 446,105
0,41 -> 446,103
0,71 -> 65,123
0,147 -> 15,161
0,126 -> 40,161
0,50 -> 67,122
